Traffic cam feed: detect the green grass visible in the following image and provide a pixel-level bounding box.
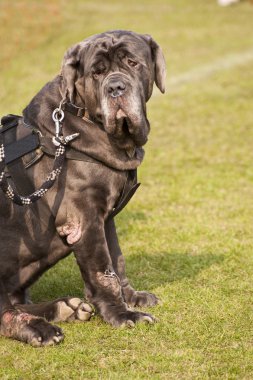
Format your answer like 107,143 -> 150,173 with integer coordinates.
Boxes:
1,0 -> 253,378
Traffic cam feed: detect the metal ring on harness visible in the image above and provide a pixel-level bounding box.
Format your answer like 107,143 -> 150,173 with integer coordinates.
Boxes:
52,108 -> 65,146
52,108 -> 64,125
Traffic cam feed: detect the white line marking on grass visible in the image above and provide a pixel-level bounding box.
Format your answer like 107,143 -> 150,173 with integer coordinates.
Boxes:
157,47 -> 253,94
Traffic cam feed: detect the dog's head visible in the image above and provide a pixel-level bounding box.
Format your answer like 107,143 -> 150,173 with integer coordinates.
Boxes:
61,30 -> 166,147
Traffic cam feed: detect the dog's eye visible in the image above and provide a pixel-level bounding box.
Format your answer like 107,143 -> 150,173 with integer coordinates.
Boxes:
93,70 -> 102,79
127,59 -> 138,68
93,70 -> 103,79
93,65 -> 106,79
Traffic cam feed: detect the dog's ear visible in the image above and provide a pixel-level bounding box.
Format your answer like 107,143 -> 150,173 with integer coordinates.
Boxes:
143,35 -> 166,94
61,43 -> 83,103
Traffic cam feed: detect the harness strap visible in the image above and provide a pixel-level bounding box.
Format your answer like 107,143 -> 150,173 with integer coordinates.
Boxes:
109,170 -> 140,219
1,116 -> 56,225
0,115 -> 36,196
40,136 -> 108,165
4,134 -> 40,165
63,102 -> 85,118
0,136 -> 66,205
0,114 -> 67,205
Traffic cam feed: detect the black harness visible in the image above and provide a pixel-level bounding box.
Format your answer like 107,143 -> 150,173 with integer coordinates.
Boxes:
0,106 -> 140,218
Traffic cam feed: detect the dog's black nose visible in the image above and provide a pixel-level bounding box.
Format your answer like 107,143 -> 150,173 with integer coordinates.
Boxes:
108,80 -> 126,98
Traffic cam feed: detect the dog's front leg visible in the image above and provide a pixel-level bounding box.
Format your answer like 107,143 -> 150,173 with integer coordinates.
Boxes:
73,215 -> 156,327
105,218 -> 159,308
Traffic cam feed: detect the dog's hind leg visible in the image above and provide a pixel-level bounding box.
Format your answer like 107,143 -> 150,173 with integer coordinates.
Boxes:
9,289 -> 31,305
105,218 -> 159,308
16,297 -> 93,323
0,280 -> 64,347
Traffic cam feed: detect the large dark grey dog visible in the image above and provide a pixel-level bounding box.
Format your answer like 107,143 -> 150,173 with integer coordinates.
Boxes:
0,30 -> 166,346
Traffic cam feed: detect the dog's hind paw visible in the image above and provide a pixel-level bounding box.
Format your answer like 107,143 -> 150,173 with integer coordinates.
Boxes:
55,297 -> 94,322
16,296 -> 94,323
0,310 -> 64,347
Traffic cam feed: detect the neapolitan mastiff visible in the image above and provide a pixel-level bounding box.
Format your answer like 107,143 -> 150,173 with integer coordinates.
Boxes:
0,30 -> 166,346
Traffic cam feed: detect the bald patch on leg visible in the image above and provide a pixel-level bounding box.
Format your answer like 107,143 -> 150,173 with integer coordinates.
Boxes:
96,271 -> 121,296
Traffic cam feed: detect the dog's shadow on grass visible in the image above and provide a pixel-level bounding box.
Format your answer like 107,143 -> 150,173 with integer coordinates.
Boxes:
32,248 -> 224,303
118,210 -> 225,290
31,210 -> 224,302
32,212 -> 224,302
125,250 -> 224,291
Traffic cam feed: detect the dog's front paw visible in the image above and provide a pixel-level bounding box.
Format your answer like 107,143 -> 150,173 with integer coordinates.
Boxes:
97,302 -> 157,327
0,311 -> 64,347
112,309 -> 157,327
123,287 -> 159,308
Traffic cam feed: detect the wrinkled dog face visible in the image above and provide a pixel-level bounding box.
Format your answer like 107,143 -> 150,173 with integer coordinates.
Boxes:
61,31 -> 166,147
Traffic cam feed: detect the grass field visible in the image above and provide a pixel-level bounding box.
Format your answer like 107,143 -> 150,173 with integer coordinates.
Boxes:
1,0 -> 253,379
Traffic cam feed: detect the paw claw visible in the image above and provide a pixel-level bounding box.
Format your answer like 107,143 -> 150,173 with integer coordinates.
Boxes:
142,316 -> 154,324
30,337 -> 42,348
125,320 -> 135,328
81,303 -> 93,313
76,310 -> 91,322
67,297 -> 83,310
53,335 -> 63,344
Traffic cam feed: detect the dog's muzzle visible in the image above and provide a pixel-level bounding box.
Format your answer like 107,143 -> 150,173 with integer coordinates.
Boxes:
108,79 -> 126,98
103,73 -> 130,98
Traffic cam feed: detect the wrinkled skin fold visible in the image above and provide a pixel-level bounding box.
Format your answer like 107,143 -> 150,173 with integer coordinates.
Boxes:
0,30 -> 166,346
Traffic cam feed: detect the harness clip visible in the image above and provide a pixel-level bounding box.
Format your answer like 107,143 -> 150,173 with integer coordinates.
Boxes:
52,133 -> 80,147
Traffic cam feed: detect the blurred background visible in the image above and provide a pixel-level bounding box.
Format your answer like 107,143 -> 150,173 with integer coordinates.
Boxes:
1,0 -> 253,113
